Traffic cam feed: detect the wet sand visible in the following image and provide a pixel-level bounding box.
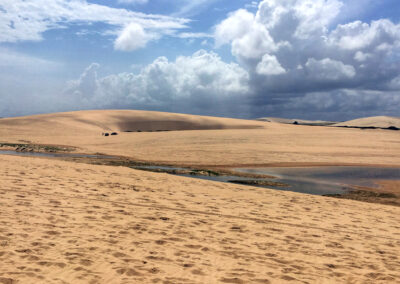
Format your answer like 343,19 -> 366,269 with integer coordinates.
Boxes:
0,155 -> 399,283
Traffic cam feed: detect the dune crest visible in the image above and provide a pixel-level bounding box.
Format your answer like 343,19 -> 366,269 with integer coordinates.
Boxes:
334,116 -> 400,129
0,110 -> 264,135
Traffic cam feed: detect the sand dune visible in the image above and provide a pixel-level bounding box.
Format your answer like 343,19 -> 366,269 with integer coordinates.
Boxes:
1,110 -> 399,166
0,110 -> 263,135
334,116 -> 400,129
0,155 -> 399,283
0,110 -> 399,283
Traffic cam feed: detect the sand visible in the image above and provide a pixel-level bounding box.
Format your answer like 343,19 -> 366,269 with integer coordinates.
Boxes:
0,110 -> 399,166
0,154 -> 399,283
333,116 -> 400,129
1,110 -> 400,283
0,110 -> 263,134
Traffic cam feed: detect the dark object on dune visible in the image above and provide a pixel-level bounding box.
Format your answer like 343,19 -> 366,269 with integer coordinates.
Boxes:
104,133 -> 109,136
387,126 -> 399,131
111,132 -> 118,136
293,121 -> 298,125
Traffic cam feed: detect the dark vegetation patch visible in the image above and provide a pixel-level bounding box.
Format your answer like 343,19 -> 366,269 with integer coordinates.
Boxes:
325,189 -> 399,207
337,126 -> 399,131
0,143 -> 75,153
229,179 -> 289,187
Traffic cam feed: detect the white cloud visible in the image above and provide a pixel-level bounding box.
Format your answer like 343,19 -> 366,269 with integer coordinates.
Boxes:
214,0 -> 400,91
64,50 -> 250,115
1,0 -> 399,120
114,23 -> 153,51
177,32 -> 213,39
256,0 -> 343,39
209,0 -> 400,118
256,54 -> 286,75
215,9 -> 255,47
305,58 -> 356,80
329,20 -> 400,51
66,63 -> 100,99
0,0 -> 189,50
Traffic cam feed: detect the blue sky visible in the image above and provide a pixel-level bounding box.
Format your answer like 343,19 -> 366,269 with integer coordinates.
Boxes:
0,0 -> 399,119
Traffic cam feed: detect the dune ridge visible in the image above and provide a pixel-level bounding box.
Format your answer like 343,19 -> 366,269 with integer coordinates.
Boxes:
333,116 -> 400,129
0,110 -> 264,135
1,110 -> 399,167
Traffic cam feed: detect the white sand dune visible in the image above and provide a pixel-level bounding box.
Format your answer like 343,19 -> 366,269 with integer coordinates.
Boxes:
0,110 -> 264,135
334,116 -> 400,129
1,110 -> 400,166
0,110 -> 400,283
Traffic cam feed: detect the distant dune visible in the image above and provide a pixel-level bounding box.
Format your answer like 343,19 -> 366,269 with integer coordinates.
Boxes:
1,110 -> 399,166
333,116 -> 400,129
0,110 -> 264,135
257,117 -> 337,126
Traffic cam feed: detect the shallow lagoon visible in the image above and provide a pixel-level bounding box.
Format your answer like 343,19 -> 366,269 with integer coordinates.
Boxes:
136,165 -> 400,195
1,150 -> 399,196
235,167 -> 400,195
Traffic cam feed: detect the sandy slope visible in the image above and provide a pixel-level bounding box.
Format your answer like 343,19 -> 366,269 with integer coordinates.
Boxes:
1,110 -> 400,166
334,116 -> 400,129
0,110 -> 263,135
0,155 -> 399,284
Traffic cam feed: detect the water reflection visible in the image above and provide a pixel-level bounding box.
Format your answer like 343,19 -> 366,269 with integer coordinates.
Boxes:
235,167 -> 400,195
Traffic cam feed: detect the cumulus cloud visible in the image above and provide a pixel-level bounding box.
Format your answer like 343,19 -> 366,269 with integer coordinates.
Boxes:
64,50 -> 250,116
305,58 -> 355,81
212,0 -> 400,118
57,0 -> 400,119
114,23 -> 153,51
215,9 -> 256,47
256,54 -> 286,75
2,0 -> 399,120
0,0 -> 188,50
329,20 -> 400,51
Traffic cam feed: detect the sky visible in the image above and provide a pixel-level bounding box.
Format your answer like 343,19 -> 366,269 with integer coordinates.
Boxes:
0,0 -> 399,120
